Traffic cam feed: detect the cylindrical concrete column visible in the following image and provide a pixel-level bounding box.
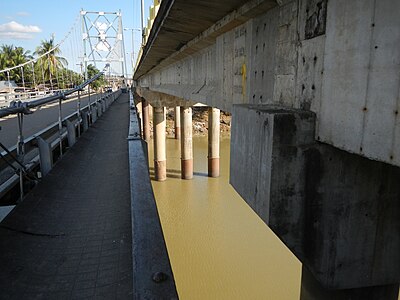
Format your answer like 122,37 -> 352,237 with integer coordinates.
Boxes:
208,107 -> 220,177
136,100 -> 143,136
153,107 -> 166,181
174,106 -> 181,139
142,99 -> 150,141
180,107 -> 193,179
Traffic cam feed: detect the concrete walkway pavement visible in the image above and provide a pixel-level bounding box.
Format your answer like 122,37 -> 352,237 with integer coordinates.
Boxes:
0,94 -> 132,299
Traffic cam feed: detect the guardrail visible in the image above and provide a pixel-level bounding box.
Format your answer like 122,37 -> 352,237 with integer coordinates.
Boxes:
0,67 -> 121,203
0,89 -> 90,108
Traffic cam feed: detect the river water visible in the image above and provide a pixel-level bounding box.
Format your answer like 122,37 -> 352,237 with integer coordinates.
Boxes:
148,135 -> 302,299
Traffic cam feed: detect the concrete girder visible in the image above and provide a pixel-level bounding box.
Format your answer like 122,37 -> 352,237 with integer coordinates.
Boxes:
135,87 -> 196,108
136,0 -> 400,168
134,0 -> 278,79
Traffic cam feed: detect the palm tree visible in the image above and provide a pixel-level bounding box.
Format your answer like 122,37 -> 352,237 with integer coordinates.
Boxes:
34,37 -> 67,88
0,45 -> 32,83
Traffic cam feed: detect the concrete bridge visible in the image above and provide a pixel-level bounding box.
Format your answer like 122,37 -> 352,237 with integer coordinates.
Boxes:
134,0 -> 400,298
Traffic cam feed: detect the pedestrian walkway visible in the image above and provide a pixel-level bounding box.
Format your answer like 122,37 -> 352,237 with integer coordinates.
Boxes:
0,94 -> 132,299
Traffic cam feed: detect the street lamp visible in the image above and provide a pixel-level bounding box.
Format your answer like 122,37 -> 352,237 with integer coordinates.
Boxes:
124,28 -> 141,76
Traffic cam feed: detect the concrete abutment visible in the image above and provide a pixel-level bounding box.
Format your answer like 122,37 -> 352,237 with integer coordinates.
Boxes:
230,104 -> 400,298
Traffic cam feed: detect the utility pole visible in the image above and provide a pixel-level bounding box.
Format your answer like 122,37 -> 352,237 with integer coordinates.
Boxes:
124,28 -> 141,76
141,0 -> 145,48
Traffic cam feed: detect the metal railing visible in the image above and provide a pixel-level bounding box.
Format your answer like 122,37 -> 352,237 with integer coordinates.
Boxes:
0,88 -> 91,108
0,66 -> 121,203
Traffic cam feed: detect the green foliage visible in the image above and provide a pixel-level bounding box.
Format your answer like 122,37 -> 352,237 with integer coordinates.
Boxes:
0,36 -> 85,90
0,45 -> 32,83
86,64 -> 105,90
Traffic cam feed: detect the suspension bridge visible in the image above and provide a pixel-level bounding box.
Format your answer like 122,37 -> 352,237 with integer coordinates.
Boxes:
0,1 -> 400,300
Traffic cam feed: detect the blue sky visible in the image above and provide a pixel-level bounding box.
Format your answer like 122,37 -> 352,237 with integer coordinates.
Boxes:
0,0 -> 153,76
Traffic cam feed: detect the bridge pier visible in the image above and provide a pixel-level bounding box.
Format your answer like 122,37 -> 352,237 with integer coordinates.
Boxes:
153,106 -> 167,181
174,106 -> 181,140
208,107 -> 220,177
300,266 -> 399,300
180,107 -> 193,179
142,99 -> 150,141
136,100 -> 143,136
231,104 -> 400,298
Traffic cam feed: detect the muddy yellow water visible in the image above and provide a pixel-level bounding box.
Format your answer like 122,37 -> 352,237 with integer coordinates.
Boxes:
148,135 -> 302,299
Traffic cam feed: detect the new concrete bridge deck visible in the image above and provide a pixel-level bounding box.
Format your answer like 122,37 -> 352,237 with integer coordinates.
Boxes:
0,94 -> 133,299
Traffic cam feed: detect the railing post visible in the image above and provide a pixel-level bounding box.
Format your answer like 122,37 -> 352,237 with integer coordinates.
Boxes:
92,105 -> 98,123
82,112 -> 89,132
17,113 -> 25,202
66,120 -> 76,147
37,137 -> 53,177
88,85 -> 92,124
58,98 -> 63,157
77,90 -> 81,137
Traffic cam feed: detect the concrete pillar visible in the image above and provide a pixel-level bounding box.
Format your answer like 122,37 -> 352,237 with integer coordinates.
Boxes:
137,100 -> 143,136
98,103 -> 102,117
92,107 -> 97,123
174,106 -> 181,139
82,112 -> 89,132
142,99 -> 150,141
208,107 -> 220,177
66,120 -> 76,147
37,137 -> 53,177
180,107 -> 193,179
153,107 -> 166,181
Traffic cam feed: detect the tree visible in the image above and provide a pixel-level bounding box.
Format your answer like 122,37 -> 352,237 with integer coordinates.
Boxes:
33,37 -> 67,87
0,45 -> 32,83
86,64 -> 105,90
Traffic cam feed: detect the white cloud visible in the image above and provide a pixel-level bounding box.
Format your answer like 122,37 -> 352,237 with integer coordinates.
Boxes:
0,21 -> 41,40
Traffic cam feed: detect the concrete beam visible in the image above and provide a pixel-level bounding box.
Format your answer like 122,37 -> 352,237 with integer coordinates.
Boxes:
135,88 -> 196,108
137,0 -> 278,77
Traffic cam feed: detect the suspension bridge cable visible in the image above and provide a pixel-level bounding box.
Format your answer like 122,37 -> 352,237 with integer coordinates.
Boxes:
0,14 -> 81,74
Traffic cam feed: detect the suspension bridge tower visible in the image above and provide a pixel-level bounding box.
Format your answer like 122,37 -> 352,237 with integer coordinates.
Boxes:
80,9 -> 127,83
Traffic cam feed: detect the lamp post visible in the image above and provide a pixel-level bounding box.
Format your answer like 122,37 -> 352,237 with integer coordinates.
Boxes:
124,28 -> 141,76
